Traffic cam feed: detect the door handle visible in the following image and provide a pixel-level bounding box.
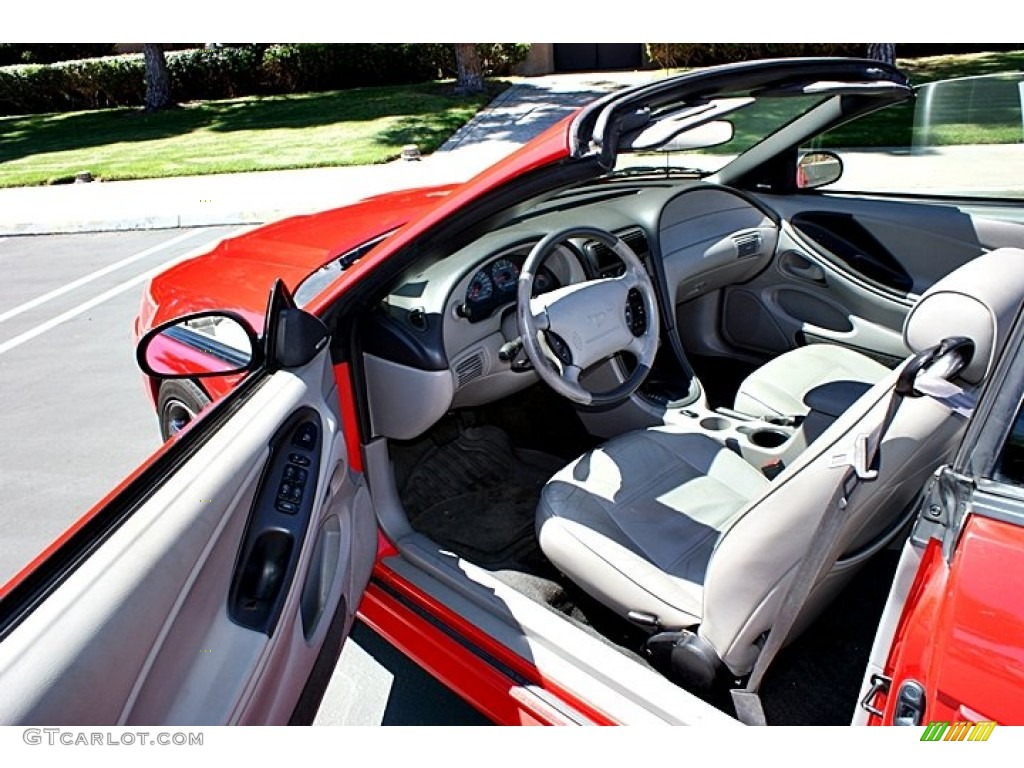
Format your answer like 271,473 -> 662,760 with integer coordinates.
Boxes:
231,531 -> 294,633
780,251 -> 826,284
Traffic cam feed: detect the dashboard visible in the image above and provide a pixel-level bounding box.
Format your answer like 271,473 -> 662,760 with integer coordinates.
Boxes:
362,182 -> 781,440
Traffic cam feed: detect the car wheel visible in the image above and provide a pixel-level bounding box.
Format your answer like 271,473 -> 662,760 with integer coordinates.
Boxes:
157,379 -> 211,441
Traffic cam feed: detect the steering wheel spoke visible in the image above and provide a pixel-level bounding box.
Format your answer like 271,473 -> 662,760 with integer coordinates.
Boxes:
618,265 -> 645,292
528,299 -> 551,331
517,226 -> 660,406
625,334 -> 646,358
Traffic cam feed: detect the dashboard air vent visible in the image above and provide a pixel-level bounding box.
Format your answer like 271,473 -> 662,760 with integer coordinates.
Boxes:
733,232 -> 762,258
586,229 -> 650,278
455,352 -> 485,388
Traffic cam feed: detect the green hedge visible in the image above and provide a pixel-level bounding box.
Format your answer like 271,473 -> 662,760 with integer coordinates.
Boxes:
643,43 -> 1024,69
645,43 -> 864,69
0,55 -> 145,114
0,44 -> 530,117
0,44 -> 117,66
259,44 -> 444,93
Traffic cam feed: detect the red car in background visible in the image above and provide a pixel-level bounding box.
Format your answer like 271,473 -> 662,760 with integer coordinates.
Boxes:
2,58 -> 1024,727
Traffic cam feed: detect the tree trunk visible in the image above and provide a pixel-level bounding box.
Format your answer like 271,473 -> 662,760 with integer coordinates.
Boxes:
866,44 -> 896,66
143,44 -> 173,112
454,44 -> 485,94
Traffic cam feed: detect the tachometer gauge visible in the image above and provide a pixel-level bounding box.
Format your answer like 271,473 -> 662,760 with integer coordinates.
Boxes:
491,258 -> 519,292
467,270 -> 493,302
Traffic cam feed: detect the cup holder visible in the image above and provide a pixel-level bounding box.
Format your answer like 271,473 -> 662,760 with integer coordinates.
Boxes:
748,428 -> 789,448
700,416 -> 732,431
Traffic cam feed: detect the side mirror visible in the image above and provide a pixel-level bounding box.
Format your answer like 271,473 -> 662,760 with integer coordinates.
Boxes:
797,151 -> 843,189
137,311 -> 262,379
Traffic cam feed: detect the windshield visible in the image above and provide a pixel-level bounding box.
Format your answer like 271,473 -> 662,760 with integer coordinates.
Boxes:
294,230 -> 395,307
612,92 -> 832,176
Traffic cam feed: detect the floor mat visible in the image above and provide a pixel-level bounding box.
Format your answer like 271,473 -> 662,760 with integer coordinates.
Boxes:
471,384 -> 600,461
393,418 -> 654,669
396,425 -> 563,572
492,568 -> 653,667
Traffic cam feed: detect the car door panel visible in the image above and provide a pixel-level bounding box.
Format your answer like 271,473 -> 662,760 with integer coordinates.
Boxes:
767,195 -> 1024,289
721,193 -> 1024,363
0,347 -> 374,725
722,225 -> 913,365
789,211 -> 915,295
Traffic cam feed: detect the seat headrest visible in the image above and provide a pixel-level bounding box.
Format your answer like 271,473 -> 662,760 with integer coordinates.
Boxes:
904,248 -> 1024,385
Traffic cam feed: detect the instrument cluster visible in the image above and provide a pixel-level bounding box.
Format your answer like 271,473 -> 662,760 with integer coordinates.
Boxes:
460,253 -> 559,323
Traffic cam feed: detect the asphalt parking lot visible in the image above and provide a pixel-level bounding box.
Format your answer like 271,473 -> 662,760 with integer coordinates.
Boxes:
0,227 -> 487,725
0,227 -> 228,584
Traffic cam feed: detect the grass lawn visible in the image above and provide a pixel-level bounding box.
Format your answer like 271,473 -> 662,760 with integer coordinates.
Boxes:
0,82 -> 496,188
899,50 -> 1024,84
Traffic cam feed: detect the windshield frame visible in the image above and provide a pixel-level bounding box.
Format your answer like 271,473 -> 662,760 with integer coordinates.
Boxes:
571,57 -> 913,182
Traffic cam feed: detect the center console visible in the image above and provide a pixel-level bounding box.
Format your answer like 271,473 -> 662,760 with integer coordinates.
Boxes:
576,361 -> 808,479
664,405 -> 807,476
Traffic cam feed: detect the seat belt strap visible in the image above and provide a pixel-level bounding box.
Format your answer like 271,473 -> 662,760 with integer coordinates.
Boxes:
731,337 -> 973,725
731,384 -> 902,725
731,466 -> 860,725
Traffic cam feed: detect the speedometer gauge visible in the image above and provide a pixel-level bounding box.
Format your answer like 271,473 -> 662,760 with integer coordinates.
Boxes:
491,258 -> 519,292
467,270 -> 493,302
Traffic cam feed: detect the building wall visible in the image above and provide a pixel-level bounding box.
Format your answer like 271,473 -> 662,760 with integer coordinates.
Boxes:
519,44 -> 555,76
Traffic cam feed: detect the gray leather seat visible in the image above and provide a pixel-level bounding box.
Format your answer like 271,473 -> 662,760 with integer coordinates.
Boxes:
734,344 -> 890,421
537,249 -> 1024,677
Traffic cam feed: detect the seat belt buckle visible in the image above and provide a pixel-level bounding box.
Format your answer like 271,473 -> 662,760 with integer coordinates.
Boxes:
829,433 -> 878,480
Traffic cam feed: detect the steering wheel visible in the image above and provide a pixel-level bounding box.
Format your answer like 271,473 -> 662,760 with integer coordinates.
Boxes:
517,226 -> 660,406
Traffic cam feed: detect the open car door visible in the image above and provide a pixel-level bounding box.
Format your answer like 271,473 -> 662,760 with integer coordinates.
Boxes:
0,285 -> 376,725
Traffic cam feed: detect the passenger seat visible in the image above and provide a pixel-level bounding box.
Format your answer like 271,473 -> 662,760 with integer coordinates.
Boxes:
733,344 -> 890,428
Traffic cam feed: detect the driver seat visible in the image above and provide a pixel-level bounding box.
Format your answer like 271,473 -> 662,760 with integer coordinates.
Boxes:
536,248 -> 1024,680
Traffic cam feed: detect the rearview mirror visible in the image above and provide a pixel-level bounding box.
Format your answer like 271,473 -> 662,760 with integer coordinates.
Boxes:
797,151 -> 843,189
137,311 -> 261,379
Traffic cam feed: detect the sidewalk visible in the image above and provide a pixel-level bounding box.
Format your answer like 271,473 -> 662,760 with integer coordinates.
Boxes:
0,72 -> 660,237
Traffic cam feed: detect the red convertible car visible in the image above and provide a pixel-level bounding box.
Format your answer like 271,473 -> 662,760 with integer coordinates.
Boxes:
2,58 -> 1024,727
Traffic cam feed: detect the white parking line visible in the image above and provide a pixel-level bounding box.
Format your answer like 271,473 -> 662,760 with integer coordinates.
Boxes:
0,229 -> 248,358
0,229 -> 203,324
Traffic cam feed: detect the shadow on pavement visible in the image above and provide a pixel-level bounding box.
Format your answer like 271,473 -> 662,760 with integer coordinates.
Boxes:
440,78 -> 626,150
351,621 -> 491,726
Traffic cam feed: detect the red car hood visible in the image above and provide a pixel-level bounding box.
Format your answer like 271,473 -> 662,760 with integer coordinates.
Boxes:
138,117 -> 575,335
139,184 -> 458,333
